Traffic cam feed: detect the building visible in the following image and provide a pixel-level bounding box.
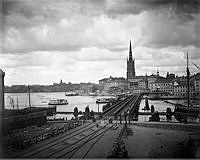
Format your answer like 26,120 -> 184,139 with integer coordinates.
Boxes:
173,81 -> 195,97
99,76 -> 128,94
166,72 -> 175,81
127,40 -> 135,80
126,40 -> 142,91
0,69 -> 5,112
190,72 -> 200,96
126,40 -> 180,94
149,77 -> 173,94
194,76 -> 200,95
0,69 -> 5,140
126,40 -> 165,93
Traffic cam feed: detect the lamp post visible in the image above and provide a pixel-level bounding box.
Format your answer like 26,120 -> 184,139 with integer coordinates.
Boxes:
124,111 -> 127,126
127,109 -> 130,125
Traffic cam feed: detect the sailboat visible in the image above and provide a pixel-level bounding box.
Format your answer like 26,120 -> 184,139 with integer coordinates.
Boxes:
173,52 -> 200,122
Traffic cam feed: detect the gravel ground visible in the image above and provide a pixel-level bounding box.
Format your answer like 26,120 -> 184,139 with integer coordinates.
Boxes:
123,125 -> 190,158
84,122 -> 200,158
83,122 -> 122,158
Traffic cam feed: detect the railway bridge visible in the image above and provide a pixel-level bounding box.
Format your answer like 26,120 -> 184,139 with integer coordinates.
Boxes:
103,94 -> 142,123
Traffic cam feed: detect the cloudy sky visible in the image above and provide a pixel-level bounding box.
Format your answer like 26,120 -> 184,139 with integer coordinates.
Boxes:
1,0 -> 200,85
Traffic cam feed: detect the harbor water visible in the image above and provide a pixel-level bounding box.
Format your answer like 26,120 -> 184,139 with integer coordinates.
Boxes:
139,99 -> 177,122
5,92 -> 111,120
5,92 -> 188,121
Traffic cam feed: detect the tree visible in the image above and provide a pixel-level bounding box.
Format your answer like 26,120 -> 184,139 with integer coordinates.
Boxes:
78,111 -> 82,115
151,105 -> 155,113
73,107 -> 79,120
85,105 -> 90,120
90,110 -> 94,119
91,85 -> 99,93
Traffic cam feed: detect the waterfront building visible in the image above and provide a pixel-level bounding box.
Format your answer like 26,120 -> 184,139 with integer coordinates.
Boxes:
99,76 -> 128,94
125,40 -> 198,97
0,69 -> 5,140
173,81 -> 195,97
190,72 -> 200,96
148,77 -> 173,94
170,72 -> 200,97
138,79 -> 148,89
194,77 -> 200,95
0,69 -> 5,112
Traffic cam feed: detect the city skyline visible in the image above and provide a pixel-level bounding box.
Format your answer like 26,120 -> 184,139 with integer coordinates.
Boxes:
1,0 -> 199,85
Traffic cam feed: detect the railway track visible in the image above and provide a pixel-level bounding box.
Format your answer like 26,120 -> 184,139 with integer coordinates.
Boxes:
58,124 -> 114,158
19,123 -> 96,158
21,123 -> 113,158
15,122 -> 93,157
103,94 -> 142,119
114,95 -> 136,116
103,95 -> 134,117
103,99 -> 125,116
129,94 -> 142,115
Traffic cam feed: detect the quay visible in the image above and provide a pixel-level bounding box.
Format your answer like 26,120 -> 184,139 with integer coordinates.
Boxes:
56,111 -> 167,115
56,111 -> 102,115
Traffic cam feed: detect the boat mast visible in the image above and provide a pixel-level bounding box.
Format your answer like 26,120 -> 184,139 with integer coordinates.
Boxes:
16,96 -> 19,110
186,52 -> 190,108
12,97 -> 15,109
28,85 -> 31,108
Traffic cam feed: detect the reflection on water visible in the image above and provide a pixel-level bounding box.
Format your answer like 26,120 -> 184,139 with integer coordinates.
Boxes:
139,99 -> 178,122
139,99 -> 175,112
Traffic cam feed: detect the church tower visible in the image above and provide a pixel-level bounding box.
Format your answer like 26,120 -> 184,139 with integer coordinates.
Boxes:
127,40 -> 135,80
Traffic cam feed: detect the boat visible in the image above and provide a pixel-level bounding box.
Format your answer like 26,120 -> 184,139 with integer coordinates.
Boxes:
173,104 -> 200,122
96,98 -> 110,104
173,53 -> 200,122
65,92 -> 79,96
48,99 -> 68,105
88,92 -> 97,96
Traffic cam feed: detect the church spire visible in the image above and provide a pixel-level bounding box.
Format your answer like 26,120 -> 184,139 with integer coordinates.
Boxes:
129,40 -> 132,61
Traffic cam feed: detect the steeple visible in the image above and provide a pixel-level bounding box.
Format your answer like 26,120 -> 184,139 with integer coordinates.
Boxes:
127,39 -> 136,79
129,40 -> 132,61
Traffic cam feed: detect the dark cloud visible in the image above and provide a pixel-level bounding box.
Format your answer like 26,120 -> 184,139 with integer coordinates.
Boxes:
1,0 -> 199,53
106,0 -> 199,22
